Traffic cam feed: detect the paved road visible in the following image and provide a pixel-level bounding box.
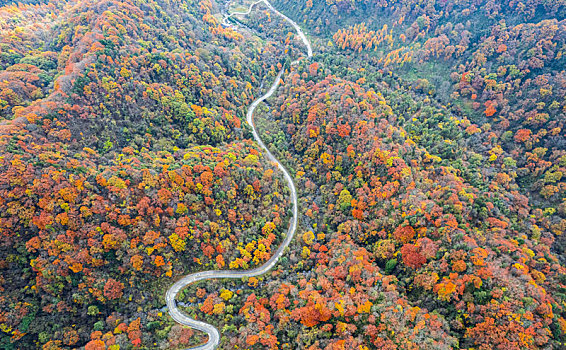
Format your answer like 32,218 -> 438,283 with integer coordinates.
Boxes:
221,0 -> 263,27
166,1 -> 312,349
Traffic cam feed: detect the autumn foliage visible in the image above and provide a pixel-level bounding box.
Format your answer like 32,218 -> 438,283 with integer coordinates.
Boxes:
2,0 -> 566,348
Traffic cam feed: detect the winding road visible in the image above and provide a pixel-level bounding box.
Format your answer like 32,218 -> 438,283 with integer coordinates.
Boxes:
221,0 -> 263,27
165,1 -> 312,349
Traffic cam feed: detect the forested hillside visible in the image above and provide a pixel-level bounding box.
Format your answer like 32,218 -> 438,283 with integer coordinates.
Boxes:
1,0 -> 566,349
0,0 -> 294,348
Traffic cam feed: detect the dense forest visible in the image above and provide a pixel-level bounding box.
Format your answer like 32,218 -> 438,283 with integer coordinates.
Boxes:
1,0 -> 566,349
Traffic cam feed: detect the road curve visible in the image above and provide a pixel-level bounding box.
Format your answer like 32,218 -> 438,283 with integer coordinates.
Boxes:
166,1 -> 312,349
221,0 -> 263,27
